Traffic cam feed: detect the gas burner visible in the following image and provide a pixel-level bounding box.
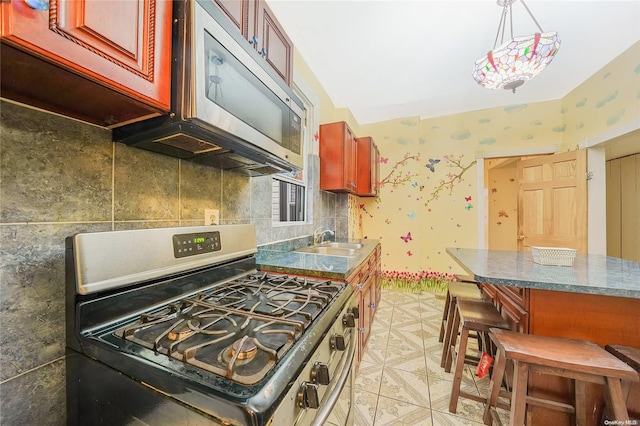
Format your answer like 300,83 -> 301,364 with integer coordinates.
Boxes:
231,337 -> 257,360
113,273 -> 345,385
167,318 -> 200,341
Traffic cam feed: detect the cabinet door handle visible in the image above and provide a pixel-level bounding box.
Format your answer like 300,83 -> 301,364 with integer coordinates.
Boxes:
357,283 -> 363,289
250,36 -> 258,45
360,327 -> 366,334
261,48 -> 267,57
370,302 -> 376,309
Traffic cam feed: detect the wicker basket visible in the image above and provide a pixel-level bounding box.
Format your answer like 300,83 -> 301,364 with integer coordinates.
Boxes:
530,246 -> 577,267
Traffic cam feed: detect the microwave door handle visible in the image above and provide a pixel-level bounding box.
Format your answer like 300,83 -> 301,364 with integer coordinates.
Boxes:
311,327 -> 356,426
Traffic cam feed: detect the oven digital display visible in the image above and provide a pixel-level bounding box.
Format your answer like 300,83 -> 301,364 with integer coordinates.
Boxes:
172,232 -> 221,258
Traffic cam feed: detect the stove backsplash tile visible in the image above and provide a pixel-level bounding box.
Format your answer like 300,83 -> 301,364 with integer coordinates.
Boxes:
0,99 -> 347,424
113,143 -> 180,221
181,161 -> 222,221
0,100 -> 112,223
0,357 -> 66,426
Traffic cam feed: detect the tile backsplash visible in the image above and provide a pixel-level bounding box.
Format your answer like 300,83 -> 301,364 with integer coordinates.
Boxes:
0,99 -> 346,424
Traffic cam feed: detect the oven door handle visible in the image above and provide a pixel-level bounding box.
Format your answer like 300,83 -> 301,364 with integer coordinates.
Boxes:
311,327 -> 356,426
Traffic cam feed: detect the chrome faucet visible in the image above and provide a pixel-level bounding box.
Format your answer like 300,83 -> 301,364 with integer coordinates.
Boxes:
314,227 -> 335,245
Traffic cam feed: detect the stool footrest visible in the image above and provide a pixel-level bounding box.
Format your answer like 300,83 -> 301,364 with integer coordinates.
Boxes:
526,395 -> 576,414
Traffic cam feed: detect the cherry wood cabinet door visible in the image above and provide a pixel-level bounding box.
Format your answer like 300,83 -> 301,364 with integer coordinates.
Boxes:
209,0 -> 292,85
319,121 -> 358,193
208,0 -> 252,37
356,136 -> 380,197
1,0 -> 171,125
255,0 -> 292,85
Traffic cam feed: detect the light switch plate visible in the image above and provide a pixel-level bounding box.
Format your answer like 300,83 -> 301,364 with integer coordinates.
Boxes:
205,209 -> 220,225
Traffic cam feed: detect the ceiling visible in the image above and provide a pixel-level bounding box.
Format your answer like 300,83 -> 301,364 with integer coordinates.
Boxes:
265,0 -> 640,125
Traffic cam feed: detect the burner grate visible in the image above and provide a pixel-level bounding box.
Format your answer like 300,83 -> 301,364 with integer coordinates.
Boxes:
114,273 -> 344,385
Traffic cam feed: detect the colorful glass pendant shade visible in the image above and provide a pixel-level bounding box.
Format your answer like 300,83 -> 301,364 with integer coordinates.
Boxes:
472,0 -> 560,93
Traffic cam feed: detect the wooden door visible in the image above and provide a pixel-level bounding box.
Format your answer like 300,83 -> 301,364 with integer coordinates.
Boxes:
606,153 -> 640,261
517,150 -> 588,253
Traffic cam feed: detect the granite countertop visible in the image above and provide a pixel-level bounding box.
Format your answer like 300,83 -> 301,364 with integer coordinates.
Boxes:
256,238 -> 380,280
447,248 -> 640,299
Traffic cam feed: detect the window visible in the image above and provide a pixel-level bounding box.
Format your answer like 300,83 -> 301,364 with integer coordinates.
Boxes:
272,81 -> 314,224
272,177 -> 305,222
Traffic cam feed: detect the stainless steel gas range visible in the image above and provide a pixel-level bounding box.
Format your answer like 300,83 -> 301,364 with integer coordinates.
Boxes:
65,225 -> 356,425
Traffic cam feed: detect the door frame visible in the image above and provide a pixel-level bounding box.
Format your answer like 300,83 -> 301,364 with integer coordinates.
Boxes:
475,118 -> 640,254
475,144 -> 561,250
578,118 -> 640,255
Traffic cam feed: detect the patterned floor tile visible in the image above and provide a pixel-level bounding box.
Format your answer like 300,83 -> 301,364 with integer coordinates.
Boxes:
353,290 -> 511,425
431,410 -> 485,425
384,343 -> 428,376
367,329 -> 389,353
361,341 -> 386,365
353,389 -> 378,426
428,375 -> 487,424
355,360 -> 384,394
379,367 -> 430,408
388,330 -> 425,354
392,292 -> 423,305
374,395 -> 432,426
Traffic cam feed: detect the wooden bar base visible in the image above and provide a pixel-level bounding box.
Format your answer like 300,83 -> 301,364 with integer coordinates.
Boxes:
526,289 -> 640,425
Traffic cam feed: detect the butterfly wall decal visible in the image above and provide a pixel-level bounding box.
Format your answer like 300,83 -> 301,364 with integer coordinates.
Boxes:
400,232 -> 412,243
380,157 -> 388,164
465,204 -> 473,211
498,210 -> 509,217
465,196 -> 472,201
412,182 -> 418,188
425,158 -> 440,172
407,212 -> 415,219
385,219 -> 391,224
406,251 -> 413,256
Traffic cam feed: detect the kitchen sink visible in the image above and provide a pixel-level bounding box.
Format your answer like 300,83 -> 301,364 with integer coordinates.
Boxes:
318,242 -> 364,250
294,246 -> 359,257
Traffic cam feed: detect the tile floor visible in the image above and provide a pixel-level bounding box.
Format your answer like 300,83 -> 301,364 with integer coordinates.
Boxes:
353,289 -> 506,426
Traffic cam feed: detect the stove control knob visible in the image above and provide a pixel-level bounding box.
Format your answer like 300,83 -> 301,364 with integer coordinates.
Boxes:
297,382 -> 320,409
342,312 -> 356,327
311,362 -> 330,385
331,334 -> 346,351
348,306 -> 359,319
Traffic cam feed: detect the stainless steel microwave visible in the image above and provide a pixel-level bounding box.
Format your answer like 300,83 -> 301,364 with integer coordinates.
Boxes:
113,0 -> 304,175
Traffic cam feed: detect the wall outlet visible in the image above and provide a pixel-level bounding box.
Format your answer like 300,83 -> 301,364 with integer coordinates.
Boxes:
205,209 -> 220,225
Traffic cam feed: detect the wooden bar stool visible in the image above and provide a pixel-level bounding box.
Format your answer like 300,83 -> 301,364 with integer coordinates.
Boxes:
484,328 -> 639,426
439,277 -> 485,369
604,345 -> 640,422
448,298 -> 511,413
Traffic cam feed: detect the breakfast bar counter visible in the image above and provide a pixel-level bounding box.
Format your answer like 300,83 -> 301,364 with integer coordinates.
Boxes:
446,248 -> 640,425
446,248 -> 640,299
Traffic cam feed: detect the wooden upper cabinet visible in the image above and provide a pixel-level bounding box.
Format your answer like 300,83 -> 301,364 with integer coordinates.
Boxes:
209,0 -> 292,85
210,0 -> 252,37
255,0 -> 292,85
0,0 -> 172,127
356,136 -> 380,197
319,121 -> 358,193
